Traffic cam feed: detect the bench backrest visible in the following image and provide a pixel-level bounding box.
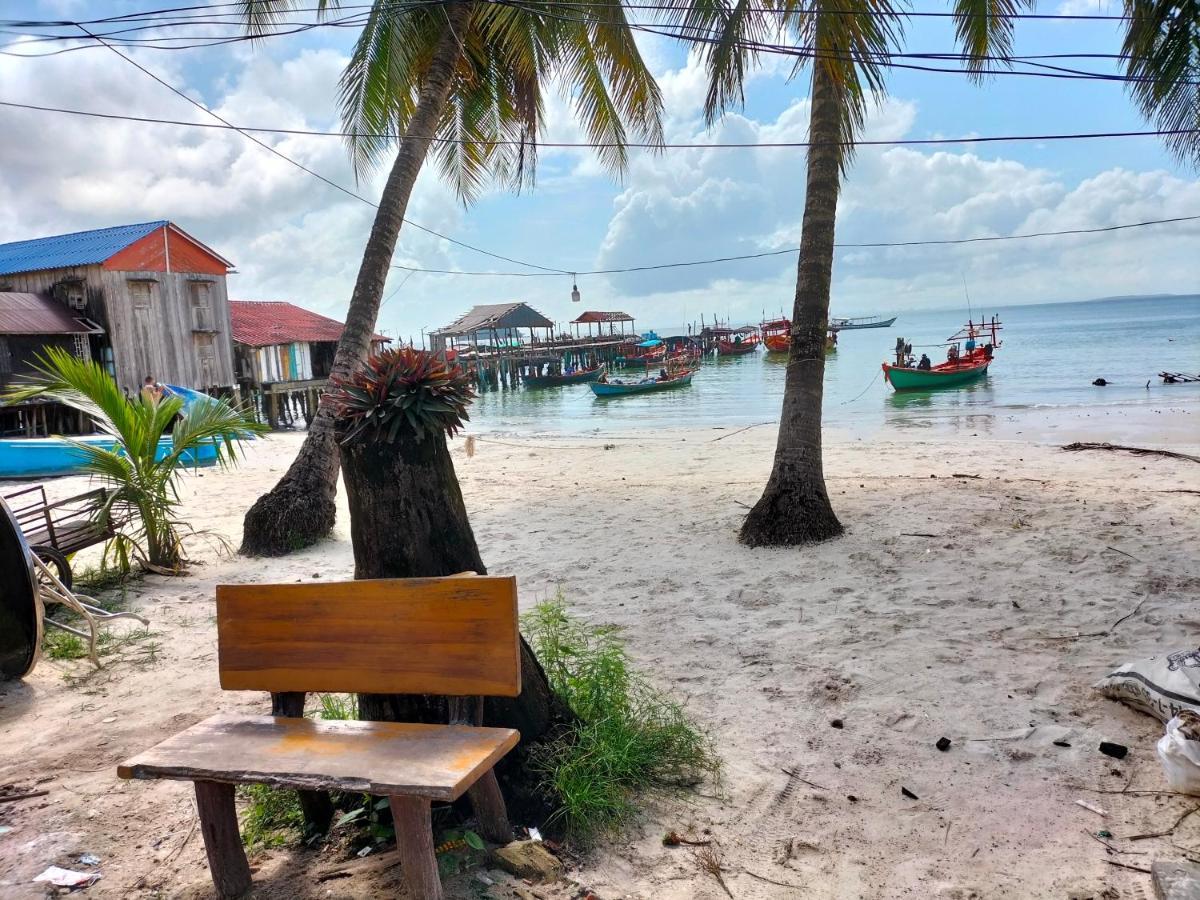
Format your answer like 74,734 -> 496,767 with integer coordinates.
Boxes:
215,576 -> 521,698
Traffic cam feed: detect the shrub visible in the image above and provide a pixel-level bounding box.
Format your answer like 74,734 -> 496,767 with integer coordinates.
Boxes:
523,599 -> 720,840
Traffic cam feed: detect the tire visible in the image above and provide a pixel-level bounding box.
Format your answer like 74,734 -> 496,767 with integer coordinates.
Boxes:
31,546 -> 72,592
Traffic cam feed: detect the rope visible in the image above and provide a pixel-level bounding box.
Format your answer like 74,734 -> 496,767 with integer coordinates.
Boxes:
841,370 -> 882,405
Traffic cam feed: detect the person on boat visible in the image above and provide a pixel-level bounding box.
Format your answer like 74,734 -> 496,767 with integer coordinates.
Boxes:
918,354 -> 932,371
983,343 -> 994,360
947,344 -> 960,363
659,368 -> 668,381
965,331 -> 977,354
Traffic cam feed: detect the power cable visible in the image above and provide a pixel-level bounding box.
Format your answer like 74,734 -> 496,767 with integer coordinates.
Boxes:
73,22 -> 569,274
3,99 -> 1195,150
388,214 -> 1200,276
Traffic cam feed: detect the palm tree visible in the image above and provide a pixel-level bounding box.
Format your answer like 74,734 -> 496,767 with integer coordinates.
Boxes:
238,1 -> 664,555
656,0 -> 1095,545
6,348 -> 265,572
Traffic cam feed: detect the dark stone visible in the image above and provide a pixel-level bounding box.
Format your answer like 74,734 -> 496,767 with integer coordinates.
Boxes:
936,737 -> 951,752
1099,741 -> 1128,760
830,718 -> 844,729
1093,378 -> 1109,386
1053,740 -> 1072,748
901,787 -> 919,800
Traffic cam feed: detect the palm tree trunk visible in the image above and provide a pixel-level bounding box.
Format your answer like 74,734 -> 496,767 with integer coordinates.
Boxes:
739,58 -> 844,547
240,1 -> 473,556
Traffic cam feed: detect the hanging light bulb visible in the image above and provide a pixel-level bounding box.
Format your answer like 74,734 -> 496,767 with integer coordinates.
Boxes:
570,273 -> 581,303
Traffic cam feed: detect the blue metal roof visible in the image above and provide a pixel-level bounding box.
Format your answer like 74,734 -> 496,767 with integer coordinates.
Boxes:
0,221 -> 168,277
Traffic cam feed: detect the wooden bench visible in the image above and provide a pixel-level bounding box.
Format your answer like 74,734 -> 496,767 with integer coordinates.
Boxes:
118,576 -> 522,899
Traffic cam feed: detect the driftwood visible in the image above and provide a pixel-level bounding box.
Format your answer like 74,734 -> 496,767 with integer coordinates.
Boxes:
1062,442 -> 1200,465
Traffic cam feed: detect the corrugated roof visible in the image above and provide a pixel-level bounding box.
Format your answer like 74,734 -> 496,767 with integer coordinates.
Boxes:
230,300 -> 389,348
433,302 -> 555,336
0,293 -> 104,335
571,310 -> 634,324
0,221 -> 169,276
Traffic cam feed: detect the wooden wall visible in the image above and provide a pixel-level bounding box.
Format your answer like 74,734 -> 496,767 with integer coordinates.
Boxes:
0,264 -> 236,393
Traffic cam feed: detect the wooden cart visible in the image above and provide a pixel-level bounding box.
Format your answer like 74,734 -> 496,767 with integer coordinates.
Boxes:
2,485 -> 122,590
0,494 -> 147,678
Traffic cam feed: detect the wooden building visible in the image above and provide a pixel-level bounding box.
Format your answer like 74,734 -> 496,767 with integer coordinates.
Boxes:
230,300 -> 389,428
429,302 -> 556,353
0,220 -> 237,395
570,310 -> 637,338
0,292 -> 105,435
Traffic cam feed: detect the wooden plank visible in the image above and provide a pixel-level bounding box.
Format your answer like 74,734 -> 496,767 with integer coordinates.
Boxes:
215,576 -> 521,697
117,714 -> 520,801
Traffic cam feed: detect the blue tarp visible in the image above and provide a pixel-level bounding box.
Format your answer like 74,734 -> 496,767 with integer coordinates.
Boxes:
637,339 -> 662,348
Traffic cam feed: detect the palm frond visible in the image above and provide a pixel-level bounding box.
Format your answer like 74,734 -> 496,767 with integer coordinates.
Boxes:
950,0 -> 1032,81
1123,0 -> 1200,165
237,0 -> 341,38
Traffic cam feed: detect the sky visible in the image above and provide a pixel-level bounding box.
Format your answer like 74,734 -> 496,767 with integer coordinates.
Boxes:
0,0 -> 1197,344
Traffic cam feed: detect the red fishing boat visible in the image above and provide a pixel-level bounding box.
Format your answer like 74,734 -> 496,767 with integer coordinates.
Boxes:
717,326 -> 761,356
760,318 -> 837,354
761,318 -> 791,353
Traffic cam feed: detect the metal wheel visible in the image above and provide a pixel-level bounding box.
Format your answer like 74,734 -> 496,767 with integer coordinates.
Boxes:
32,545 -> 73,592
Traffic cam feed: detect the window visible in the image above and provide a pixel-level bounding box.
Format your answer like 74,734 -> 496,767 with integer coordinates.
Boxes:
189,281 -> 213,331
129,281 -> 153,309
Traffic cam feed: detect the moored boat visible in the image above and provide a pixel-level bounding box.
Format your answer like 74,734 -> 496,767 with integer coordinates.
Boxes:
760,318 -> 837,354
882,316 -> 1002,392
0,435 -> 222,479
590,368 -> 695,397
523,365 -> 604,388
831,314 -> 898,331
717,326 -> 761,356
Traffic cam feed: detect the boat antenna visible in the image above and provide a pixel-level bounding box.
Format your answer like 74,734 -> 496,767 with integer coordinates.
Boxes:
961,273 -> 974,324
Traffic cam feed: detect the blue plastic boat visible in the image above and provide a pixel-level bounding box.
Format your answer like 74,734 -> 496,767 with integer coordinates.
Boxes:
0,436 -> 220,479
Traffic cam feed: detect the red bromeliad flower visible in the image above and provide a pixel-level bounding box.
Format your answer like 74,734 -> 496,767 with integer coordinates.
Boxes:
326,348 -> 475,444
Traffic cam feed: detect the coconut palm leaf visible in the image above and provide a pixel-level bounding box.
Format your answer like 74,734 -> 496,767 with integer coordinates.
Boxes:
4,347 -> 264,571
1123,0 -> 1200,165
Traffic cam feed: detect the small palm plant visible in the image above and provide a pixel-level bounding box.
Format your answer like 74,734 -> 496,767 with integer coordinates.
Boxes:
6,347 -> 266,573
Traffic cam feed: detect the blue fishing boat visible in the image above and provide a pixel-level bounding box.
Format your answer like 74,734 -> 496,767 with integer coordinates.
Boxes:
0,436 -> 221,479
589,369 -> 695,397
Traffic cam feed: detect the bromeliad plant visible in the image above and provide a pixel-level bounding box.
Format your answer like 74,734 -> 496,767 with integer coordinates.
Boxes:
6,347 -> 265,573
325,348 -> 475,444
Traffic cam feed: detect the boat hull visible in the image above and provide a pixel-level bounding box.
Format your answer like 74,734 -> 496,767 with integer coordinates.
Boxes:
882,361 -> 989,391
524,367 -> 603,388
717,340 -> 759,356
590,372 -> 695,397
764,335 -> 790,353
0,436 -> 221,479
832,316 -> 897,330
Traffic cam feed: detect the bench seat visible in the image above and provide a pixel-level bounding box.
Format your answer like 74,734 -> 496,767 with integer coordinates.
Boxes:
118,714 -> 519,801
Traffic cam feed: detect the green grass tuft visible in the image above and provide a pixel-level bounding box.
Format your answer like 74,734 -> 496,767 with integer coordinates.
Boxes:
43,631 -> 87,660
522,598 -> 720,841
318,693 -> 358,720
239,784 -> 303,850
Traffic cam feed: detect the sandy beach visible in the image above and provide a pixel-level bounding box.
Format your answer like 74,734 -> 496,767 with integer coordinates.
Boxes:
2,417 -> 1199,899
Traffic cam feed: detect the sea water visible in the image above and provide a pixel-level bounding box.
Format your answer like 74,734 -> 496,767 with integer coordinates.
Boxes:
471,295 -> 1200,439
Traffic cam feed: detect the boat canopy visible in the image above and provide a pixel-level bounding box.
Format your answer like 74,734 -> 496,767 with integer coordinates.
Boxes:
637,338 -> 663,348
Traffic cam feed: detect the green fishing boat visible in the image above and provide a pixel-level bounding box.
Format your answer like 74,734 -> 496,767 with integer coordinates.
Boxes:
882,316 -> 1002,392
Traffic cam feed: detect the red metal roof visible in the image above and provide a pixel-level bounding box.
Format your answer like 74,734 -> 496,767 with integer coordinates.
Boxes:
571,310 -> 634,324
0,292 -> 104,335
230,300 -> 389,348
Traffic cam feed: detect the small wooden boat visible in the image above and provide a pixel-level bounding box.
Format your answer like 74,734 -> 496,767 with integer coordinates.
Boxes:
882,317 -> 1002,392
590,369 -> 695,397
831,315 -> 898,331
761,318 -> 790,353
761,318 -> 837,354
717,327 -> 761,356
524,365 -> 604,388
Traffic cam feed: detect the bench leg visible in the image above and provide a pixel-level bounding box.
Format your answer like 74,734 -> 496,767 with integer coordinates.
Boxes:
467,770 -> 512,844
389,795 -> 442,900
194,781 -> 251,899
